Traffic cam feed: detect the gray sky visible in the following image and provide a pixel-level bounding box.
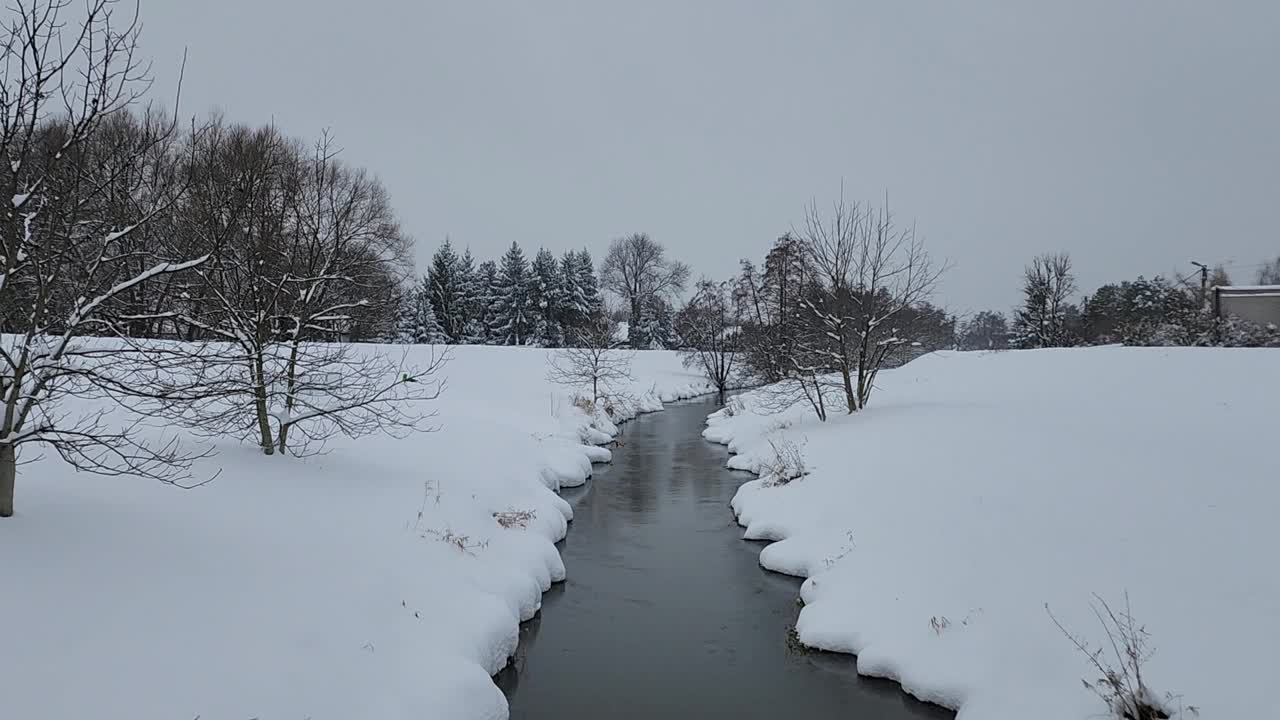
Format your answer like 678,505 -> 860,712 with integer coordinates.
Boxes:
140,1 -> 1280,313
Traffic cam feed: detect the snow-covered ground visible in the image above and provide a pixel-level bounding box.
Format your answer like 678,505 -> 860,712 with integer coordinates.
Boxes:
0,344 -> 710,720
705,348 -> 1277,720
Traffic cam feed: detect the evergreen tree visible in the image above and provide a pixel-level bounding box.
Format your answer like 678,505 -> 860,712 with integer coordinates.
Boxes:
455,248 -> 483,344
489,243 -> 536,345
529,247 -> 564,347
558,249 -> 603,339
559,250 -> 588,330
632,296 -> 674,349
652,297 -> 675,349
393,287 -> 417,344
394,278 -> 448,344
1079,276 -> 1200,346
426,238 -> 464,342
577,249 -> 603,319
471,260 -> 499,344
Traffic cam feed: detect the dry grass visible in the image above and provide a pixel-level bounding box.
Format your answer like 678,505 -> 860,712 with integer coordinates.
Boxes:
421,527 -> 489,555
493,509 -> 537,530
761,435 -> 807,487
572,395 -> 595,415
1047,593 -> 1196,720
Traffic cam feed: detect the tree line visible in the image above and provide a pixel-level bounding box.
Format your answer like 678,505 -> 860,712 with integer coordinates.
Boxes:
398,239 -> 605,347
399,232 -> 691,350
956,253 -> 1280,351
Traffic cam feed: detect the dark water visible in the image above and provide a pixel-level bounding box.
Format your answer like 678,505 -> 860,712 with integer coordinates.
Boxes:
497,397 -> 952,719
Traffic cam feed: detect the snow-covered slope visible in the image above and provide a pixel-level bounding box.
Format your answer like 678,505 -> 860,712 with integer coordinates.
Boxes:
705,348 -> 1276,720
0,344 -> 710,720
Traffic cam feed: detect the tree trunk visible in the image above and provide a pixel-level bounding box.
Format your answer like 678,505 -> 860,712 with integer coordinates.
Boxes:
276,339 -> 302,457
629,297 -> 643,348
0,443 -> 15,517
836,330 -> 858,414
252,355 -> 275,455
839,363 -> 857,414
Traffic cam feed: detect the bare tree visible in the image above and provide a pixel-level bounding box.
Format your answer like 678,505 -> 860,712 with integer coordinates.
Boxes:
167,122 -> 442,456
546,314 -> 634,408
1258,256 -> 1280,285
0,0 -> 212,517
796,193 -> 946,414
674,279 -> 739,402
599,233 -> 690,348
1013,253 -> 1077,348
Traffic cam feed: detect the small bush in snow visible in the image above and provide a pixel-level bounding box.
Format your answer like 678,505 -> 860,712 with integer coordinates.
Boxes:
493,509 -> 537,530
761,436 -> 807,487
1047,593 -> 1195,720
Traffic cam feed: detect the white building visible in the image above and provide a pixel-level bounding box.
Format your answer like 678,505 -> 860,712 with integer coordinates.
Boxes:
1214,285 -> 1280,326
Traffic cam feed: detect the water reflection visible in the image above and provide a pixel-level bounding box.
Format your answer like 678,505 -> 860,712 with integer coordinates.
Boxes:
500,398 -> 953,720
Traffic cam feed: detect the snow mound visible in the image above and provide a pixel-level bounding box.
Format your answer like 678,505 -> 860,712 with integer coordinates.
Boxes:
0,344 -> 711,720
706,347 -> 1277,720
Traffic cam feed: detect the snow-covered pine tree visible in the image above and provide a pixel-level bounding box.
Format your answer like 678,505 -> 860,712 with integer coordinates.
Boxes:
577,248 -> 603,319
413,277 -> 448,343
455,247 -> 483,344
471,260 -> 500,344
631,299 -> 655,349
427,238 -> 464,342
652,297 -> 675,349
557,249 -> 604,343
529,247 -> 564,347
559,250 -> 589,332
393,285 -> 418,344
394,279 -> 448,344
629,296 -> 676,350
489,243 -> 536,345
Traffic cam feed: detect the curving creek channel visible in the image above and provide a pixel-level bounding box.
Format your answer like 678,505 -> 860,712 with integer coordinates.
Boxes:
495,397 -> 953,719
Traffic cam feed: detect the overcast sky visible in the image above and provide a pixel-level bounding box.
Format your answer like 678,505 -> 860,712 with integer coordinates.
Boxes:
140,1 -> 1280,312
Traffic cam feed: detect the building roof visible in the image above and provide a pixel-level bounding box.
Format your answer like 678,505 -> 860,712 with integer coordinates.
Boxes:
1215,285 -> 1280,297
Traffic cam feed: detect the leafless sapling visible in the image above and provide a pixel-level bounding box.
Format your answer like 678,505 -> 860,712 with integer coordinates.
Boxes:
674,279 -> 739,403
546,314 -> 634,410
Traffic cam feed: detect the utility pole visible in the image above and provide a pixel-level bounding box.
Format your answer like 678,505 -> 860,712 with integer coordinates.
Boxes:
1190,261 -> 1209,308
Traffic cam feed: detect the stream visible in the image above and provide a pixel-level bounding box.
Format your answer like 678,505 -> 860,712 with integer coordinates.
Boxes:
497,397 -> 952,719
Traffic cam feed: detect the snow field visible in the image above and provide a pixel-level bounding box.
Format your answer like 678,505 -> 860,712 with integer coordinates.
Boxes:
705,348 -> 1278,720
0,344 -> 711,720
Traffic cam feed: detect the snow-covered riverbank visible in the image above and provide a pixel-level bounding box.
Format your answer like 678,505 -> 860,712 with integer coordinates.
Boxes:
0,344 -> 710,720
705,348 -> 1277,720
